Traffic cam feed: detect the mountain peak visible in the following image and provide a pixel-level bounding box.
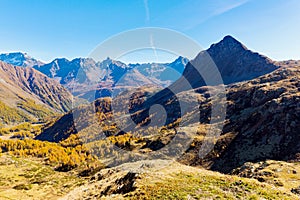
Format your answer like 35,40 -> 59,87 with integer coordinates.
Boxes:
53,58 -> 67,62
105,56 -> 112,61
209,35 -> 247,53
169,56 -> 189,69
182,35 -> 278,88
173,56 -> 188,63
72,57 -> 95,63
223,35 -> 239,42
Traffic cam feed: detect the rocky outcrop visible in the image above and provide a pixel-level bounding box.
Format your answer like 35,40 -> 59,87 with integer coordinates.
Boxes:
60,163 -> 141,200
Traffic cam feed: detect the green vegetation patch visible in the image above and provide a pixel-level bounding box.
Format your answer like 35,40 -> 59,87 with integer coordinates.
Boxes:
17,98 -> 56,121
0,101 -> 33,125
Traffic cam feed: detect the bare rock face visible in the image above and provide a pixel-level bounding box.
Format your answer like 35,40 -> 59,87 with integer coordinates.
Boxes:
291,186 -> 300,195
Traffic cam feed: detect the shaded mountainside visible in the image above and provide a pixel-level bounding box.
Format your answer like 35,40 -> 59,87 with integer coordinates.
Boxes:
123,35 -> 280,124
181,35 -> 279,89
180,65 -> 300,172
209,66 -> 300,172
0,61 -> 73,124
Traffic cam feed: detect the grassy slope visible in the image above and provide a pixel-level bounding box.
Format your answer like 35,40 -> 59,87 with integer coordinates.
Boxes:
127,162 -> 298,200
60,160 -> 299,200
0,101 -> 33,125
0,98 -> 57,126
0,154 -> 86,200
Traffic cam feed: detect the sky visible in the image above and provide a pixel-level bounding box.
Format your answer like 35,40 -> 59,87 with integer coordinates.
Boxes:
0,0 -> 299,63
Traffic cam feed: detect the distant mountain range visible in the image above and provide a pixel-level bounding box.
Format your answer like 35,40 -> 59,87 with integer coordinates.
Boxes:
0,36 -> 280,103
0,53 -> 188,101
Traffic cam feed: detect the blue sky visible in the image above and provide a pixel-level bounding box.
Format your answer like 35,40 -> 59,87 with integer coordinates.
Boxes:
0,0 -> 299,63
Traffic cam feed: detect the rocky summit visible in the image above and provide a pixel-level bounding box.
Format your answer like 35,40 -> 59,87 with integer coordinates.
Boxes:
181,35 -> 279,89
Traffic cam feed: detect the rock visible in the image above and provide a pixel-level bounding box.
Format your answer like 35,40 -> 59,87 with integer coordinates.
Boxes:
291,186 -> 300,195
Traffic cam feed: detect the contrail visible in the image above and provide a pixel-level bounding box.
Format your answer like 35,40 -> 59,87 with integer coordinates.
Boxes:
212,0 -> 249,16
150,34 -> 158,62
143,0 -> 150,23
185,0 -> 251,30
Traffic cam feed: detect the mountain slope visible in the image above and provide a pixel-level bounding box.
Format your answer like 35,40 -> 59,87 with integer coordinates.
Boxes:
61,160 -> 298,199
129,35 -> 280,123
36,64 -> 300,170
0,61 -> 73,124
104,35 -> 281,135
34,35 -> 281,139
177,64 -> 300,172
208,66 -> 300,172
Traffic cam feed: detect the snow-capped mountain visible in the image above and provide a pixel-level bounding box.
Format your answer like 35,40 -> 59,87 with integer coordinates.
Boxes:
0,52 -> 44,68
